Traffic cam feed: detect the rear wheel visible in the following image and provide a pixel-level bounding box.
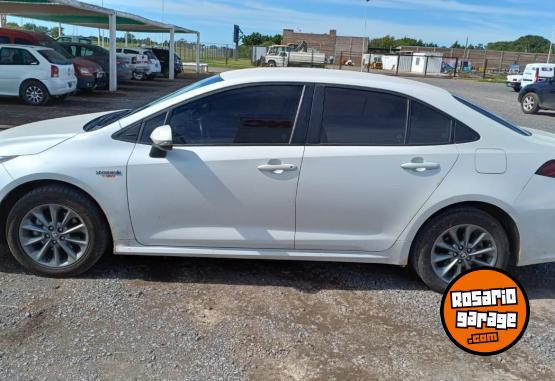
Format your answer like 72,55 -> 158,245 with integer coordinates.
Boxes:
521,92 -> 540,114
411,207 -> 510,293
20,80 -> 50,106
267,60 -> 277,67
132,71 -> 146,80
6,185 -> 110,277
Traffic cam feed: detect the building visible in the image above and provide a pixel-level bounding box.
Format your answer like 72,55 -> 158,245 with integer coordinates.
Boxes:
282,29 -> 368,65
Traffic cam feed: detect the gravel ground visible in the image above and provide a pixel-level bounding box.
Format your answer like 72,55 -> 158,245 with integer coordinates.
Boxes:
1,73 -> 555,381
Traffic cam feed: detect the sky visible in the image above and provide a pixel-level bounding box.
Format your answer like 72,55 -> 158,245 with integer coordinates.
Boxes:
7,0 -> 555,46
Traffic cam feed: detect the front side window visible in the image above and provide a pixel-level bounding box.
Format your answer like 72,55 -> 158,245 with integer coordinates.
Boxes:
320,87 -> 407,145
168,85 -> 304,145
407,101 -> 452,145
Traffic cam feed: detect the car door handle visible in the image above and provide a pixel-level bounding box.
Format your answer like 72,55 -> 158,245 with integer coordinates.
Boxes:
401,162 -> 440,171
257,164 -> 298,173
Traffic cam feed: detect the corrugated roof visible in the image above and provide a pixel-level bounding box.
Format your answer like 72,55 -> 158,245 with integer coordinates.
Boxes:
0,0 -> 198,33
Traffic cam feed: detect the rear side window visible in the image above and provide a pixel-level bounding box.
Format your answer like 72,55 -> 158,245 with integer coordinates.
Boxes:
38,50 -> 70,65
407,101 -> 452,145
0,48 -> 38,65
168,85 -> 303,145
14,38 -> 33,45
320,87 -> 407,145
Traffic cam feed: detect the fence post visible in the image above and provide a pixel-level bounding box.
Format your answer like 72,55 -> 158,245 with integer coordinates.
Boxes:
225,45 -> 229,65
339,51 -> 343,70
311,50 -> 314,68
395,54 -> 400,76
453,57 -> 459,78
482,59 -> 488,79
424,56 -> 429,77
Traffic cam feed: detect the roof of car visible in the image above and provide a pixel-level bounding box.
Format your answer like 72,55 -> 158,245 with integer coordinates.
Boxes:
220,68 -> 452,102
0,44 -> 53,51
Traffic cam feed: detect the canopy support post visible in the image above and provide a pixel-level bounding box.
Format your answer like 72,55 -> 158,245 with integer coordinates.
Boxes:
108,13 -> 117,92
195,32 -> 200,74
169,28 -> 175,80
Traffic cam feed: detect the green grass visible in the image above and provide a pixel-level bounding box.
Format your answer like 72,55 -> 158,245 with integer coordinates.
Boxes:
202,58 -> 255,69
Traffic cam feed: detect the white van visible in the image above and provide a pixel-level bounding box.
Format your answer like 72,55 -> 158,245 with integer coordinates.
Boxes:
507,63 -> 555,91
0,44 -> 76,105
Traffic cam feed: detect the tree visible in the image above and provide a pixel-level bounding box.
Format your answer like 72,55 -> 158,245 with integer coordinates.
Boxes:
241,32 -> 281,47
487,35 -> 551,53
369,35 -> 438,49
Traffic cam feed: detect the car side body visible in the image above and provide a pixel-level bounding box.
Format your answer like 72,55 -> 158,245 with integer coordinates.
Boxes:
519,78 -> 555,114
0,44 -> 77,104
1,68 -> 555,291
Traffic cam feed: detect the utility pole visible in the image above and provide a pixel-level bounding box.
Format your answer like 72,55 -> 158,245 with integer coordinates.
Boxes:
360,0 -> 370,72
548,25 -> 554,63
1,15 -> 7,28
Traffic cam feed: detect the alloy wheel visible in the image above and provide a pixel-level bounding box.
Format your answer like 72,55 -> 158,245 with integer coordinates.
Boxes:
522,95 -> 535,112
431,224 -> 497,283
25,86 -> 44,104
18,204 -> 90,268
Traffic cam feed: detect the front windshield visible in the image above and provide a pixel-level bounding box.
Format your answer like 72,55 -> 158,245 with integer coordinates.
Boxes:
82,75 -> 224,132
454,96 -> 531,136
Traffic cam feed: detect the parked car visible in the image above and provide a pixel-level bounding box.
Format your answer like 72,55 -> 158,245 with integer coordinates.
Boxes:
60,42 -> 133,85
0,28 -> 106,92
150,47 -> 183,77
518,77 -> 555,114
265,44 -> 326,67
116,48 -> 161,79
506,63 -> 555,92
114,48 -> 150,80
2,68 -> 555,292
0,44 -> 76,105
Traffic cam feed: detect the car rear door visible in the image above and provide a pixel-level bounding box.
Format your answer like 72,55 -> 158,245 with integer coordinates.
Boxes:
0,47 -> 37,95
295,86 -> 459,252
127,83 -> 312,249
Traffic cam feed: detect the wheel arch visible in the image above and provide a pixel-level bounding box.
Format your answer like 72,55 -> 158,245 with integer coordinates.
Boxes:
406,201 -> 520,267
19,78 -> 51,96
0,179 -> 113,246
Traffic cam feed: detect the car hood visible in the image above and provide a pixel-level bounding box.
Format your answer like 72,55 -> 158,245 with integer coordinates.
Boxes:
0,111 -> 114,156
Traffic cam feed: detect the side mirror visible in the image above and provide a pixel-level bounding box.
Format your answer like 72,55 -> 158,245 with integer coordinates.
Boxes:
149,125 -> 173,158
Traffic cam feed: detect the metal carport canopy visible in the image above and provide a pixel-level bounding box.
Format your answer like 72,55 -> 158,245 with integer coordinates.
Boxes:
0,0 -> 201,91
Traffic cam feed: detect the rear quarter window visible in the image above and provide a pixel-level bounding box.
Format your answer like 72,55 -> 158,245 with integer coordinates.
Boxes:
38,50 -> 71,65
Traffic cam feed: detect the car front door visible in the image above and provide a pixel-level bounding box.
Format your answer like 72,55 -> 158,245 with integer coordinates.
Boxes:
127,84 -> 311,249
295,86 -> 460,252
0,47 -> 38,96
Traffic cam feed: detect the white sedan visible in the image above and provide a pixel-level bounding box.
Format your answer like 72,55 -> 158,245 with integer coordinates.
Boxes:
1,68 -> 554,292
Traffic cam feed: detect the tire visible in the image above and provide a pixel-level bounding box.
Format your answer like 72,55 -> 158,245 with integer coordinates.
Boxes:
267,60 -> 276,67
6,185 -> 111,277
20,80 -> 50,106
132,71 -> 146,81
521,92 -> 540,114
411,207 -> 510,293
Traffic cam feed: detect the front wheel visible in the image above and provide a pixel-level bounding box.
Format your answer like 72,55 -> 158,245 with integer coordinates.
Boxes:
132,71 -> 146,80
521,93 -> 540,114
411,207 -> 510,293
267,60 -> 276,67
6,185 -> 111,277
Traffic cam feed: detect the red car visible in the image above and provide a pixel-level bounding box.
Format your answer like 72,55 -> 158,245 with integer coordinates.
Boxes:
0,28 -> 106,92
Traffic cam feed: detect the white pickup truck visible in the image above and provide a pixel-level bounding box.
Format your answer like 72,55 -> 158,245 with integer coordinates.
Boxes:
506,63 -> 555,92
265,45 -> 325,68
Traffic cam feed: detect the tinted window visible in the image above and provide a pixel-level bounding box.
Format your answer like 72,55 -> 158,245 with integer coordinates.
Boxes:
455,122 -> 480,143
140,113 -> 168,144
81,47 -> 95,56
407,101 -> 452,145
113,122 -> 141,143
0,48 -> 38,65
168,85 -> 303,145
320,88 -> 407,145
124,49 -> 139,54
38,50 -> 70,65
0,36 -> 9,43
14,38 -> 33,45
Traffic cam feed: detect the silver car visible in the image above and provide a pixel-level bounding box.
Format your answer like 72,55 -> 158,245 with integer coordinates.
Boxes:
2,68 -> 555,292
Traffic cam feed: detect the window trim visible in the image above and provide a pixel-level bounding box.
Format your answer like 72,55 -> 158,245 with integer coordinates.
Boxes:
117,82 -> 313,147
307,84 -> 479,146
